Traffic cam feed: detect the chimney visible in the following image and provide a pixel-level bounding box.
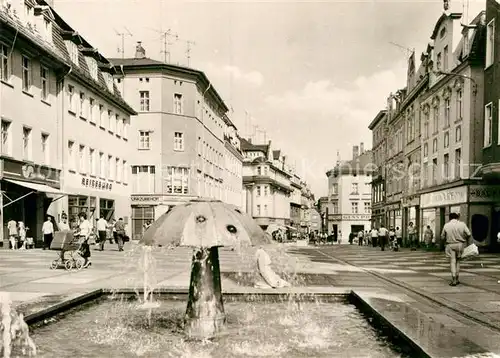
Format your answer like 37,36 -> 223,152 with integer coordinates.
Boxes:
360,142 -> 364,154
135,41 -> 146,59
352,145 -> 359,160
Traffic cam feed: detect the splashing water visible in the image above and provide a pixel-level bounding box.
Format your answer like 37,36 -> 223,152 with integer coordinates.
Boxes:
135,246 -> 160,325
0,292 -> 37,358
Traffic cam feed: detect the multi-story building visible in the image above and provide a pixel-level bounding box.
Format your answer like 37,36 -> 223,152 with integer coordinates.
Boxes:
290,172 -> 302,230
418,11 -> 486,247
0,0 -> 135,247
241,138 -> 293,229
110,43 -> 242,239
384,90 -> 406,231
368,110 -> 387,229
318,196 -> 328,233
325,144 -> 373,240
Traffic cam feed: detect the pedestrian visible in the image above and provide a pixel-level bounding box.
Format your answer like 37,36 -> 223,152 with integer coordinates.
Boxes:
441,212 -> 472,286
58,215 -> 70,231
96,215 -> 108,251
42,216 -> 54,250
370,227 -> 378,247
424,225 -> 434,249
18,221 -> 26,250
349,232 -> 354,245
338,231 -> 342,245
77,212 -> 92,268
357,230 -> 364,246
115,217 -> 126,252
7,219 -> 18,250
408,222 -> 417,250
364,230 -> 371,246
378,224 -> 389,251
395,226 -> 402,248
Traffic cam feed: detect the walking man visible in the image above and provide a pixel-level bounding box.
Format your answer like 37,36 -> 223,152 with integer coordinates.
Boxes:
395,226 -> 403,248
96,216 -> 108,251
42,216 -> 54,250
115,218 -> 126,252
370,227 -> 378,247
378,224 -> 389,251
441,212 -> 472,286
357,230 -> 364,246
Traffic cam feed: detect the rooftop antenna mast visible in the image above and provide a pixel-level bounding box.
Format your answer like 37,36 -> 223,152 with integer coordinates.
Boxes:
177,37 -> 196,67
115,27 -> 133,59
159,29 -> 178,63
388,41 -> 414,58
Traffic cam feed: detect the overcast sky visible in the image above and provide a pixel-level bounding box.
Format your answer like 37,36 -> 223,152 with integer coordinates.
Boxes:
53,0 -> 484,196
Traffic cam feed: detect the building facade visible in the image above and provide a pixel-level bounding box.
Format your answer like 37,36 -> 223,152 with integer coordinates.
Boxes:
0,0 -> 135,247
368,111 -> 387,229
241,139 -> 292,229
325,144 -> 373,240
418,11 -> 486,247
110,45 -> 243,239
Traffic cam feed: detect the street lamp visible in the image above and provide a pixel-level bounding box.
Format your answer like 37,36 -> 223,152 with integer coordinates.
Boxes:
433,70 -> 477,94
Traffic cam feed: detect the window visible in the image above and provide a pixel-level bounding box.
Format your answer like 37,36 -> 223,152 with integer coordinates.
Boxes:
139,91 -> 150,111
78,145 -> 86,173
99,105 -> 104,127
455,125 -> 462,142
433,104 -> 439,133
43,18 -> 52,42
351,183 -> 358,194
123,120 -> 128,139
257,186 -> 261,196
264,166 -> 268,176
174,93 -> 183,114
86,57 -> 98,80
103,72 -> 113,91
68,85 -> 75,113
22,127 -> 31,160
351,202 -> 358,214
407,111 -> 414,142
123,160 -> 128,184
456,89 -> 463,120
432,138 -> 438,153
139,131 -> 151,149
455,149 -> 461,178
331,183 -> 338,195
264,205 -> 268,216
444,98 -> 450,127
1,120 -> 11,156
66,41 -> 79,65
485,103 -> 493,147
443,46 -> 449,71
41,133 -> 49,164
444,131 -> 449,148
22,56 -> 31,92
131,166 -> 156,193
444,154 -> 449,181
132,207 -> 154,240
68,141 -> 75,170
331,202 -> 338,214
264,185 -> 268,196
174,132 -> 184,151
88,148 -> 95,175
436,52 -> 442,71
364,202 -> 371,214
108,110 -> 113,131
40,66 -> 48,101
257,166 -> 261,175
487,19 -> 495,68
89,98 -> 95,123
116,115 -> 122,136
423,110 -> 430,138
79,92 -> 85,118
1,44 -> 9,81
108,155 -> 113,179
99,152 -> 105,177
432,158 -> 438,185
24,3 -> 33,26
423,143 -> 428,157
257,205 -> 261,216
164,167 -> 189,194
116,158 -> 121,182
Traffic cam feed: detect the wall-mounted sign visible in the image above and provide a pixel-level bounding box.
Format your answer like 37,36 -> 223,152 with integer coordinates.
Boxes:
402,195 -> 420,207
2,159 -> 61,187
328,214 -> 370,221
469,185 -> 500,203
385,202 -> 401,211
131,195 -> 161,204
81,177 -> 112,191
420,186 -> 467,208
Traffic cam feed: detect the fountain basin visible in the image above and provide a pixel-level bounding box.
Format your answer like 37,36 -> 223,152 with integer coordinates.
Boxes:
17,289 -> 415,358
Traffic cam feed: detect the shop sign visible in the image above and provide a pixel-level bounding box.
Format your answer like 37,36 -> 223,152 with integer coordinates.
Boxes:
329,214 -> 342,221
402,195 -> 420,207
131,195 -> 162,205
3,159 -> 61,186
81,176 -> 112,191
469,185 -> 500,203
420,186 -> 467,208
385,202 -> 401,211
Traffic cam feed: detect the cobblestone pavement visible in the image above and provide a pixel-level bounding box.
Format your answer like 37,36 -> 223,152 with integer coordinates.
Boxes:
290,244 -> 500,324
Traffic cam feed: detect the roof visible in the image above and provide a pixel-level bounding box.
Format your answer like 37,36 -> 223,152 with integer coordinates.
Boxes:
108,57 -> 229,114
240,138 -> 270,155
326,150 -> 375,176
430,12 -> 463,40
368,110 -> 387,130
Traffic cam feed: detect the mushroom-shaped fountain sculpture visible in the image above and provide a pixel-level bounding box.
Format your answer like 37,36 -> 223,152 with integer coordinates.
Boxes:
141,199 -> 271,340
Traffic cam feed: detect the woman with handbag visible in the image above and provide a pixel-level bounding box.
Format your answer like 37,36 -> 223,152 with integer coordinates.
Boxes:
77,212 -> 92,268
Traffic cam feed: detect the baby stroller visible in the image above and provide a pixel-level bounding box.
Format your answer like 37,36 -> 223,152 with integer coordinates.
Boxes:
49,231 -> 85,271
391,236 -> 399,251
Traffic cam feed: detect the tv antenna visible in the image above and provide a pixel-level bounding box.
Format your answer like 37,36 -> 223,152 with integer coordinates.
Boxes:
115,27 -> 133,59
388,41 -> 414,58
177,37 -> 196,67
145,27 -> 178,63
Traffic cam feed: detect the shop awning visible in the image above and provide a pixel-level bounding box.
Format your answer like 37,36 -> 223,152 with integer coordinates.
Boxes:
4,179 -> 65,195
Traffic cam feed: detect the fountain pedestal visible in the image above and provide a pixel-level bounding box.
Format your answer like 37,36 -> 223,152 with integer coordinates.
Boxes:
184,246 -> 226,339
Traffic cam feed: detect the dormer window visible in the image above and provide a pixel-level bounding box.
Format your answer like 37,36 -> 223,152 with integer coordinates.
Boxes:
65,41 -> 79,65
85,57 -> 98,80
103,72 -> 113,92
24,3 -> 34,29
43,18 -> 52,42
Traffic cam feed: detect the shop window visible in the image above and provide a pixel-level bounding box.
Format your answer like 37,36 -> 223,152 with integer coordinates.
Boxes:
99,199 -> 115,221
68,195 -> 96,228
132,206 -> 154,240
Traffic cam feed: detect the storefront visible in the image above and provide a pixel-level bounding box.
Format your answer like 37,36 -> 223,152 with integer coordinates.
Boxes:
420,185 -> 468,246
402,195 -> 420,245
1,159 -> 64,248
385,201 -> 402,230
58,171 -> 131,236
330,214 -> 371,242
468,185 -> 500,249
130,194 -> 174,240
